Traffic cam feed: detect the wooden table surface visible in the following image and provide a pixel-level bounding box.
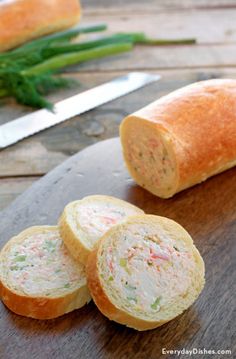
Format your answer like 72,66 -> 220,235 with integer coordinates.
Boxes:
0,1 -> 236,358
1,0 -> 236,210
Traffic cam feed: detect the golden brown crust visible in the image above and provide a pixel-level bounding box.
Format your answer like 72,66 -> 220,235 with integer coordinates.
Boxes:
0,226 -> 90,319
120,79 -> 236,198
0,0 -> 81,51
0,279 -> 90,320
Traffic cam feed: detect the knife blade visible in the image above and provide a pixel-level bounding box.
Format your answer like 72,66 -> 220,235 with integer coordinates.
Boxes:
0,72 -> 160,149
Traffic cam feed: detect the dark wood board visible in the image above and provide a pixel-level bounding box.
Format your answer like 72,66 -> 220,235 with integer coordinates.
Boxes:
0,138 -> 235,359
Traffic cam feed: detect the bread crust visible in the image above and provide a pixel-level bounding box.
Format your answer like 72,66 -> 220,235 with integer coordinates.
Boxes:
59,209 -> 90,266
59,195 -> 144,265
120,79 -> 236,198
0,226 -> 90,319
86,215 -> 205,331
0,279 -> 90,320
0,0 -> 81,51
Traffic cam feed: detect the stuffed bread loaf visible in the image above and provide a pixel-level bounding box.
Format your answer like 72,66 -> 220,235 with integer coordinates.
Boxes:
0,0 -> 81,52
0,226 -> 90,319
120,79 -> 236,198
59,195 -> 144,265
86,215 -> 205,331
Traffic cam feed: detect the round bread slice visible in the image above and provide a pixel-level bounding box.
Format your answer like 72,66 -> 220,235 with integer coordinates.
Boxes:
59,195 -> 144,265
0,226 -> 90,319
86,215 -> 205,331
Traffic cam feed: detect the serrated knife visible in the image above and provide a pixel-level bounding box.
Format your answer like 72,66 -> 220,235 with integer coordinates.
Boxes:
0,72 -> 160,149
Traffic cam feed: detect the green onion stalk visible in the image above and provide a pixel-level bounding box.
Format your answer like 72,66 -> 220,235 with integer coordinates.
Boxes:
22,42 -> 132,76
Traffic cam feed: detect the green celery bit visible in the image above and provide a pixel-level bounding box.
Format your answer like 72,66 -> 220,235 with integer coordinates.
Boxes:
15,255 -> 26,262
64,283 -> 71,288
119,258 -> 131,275
151,296 -> 162,310
119,258 -> 127,267
108,276 -> 114,281
10,265 -> 19,271
44,239 -> 57,252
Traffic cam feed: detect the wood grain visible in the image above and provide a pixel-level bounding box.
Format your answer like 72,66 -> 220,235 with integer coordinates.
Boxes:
83,0 -> 236,12
0,177 -> 38,211
0,138 -> 235,359
83,9 -> 236,44
58,44 -> 236,72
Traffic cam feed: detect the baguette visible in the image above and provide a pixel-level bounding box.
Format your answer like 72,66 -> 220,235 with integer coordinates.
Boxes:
59,195 -> 144,265
0,0 -> 81,52
120,79 -> 236,198
86,215 -> 205,331
0,226 -> 90,319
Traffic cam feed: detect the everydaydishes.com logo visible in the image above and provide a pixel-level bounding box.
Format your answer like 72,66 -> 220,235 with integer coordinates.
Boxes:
162,348 -> 232,356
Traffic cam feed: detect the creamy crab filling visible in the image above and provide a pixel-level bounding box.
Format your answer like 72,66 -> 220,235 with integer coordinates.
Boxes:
100,226 -> 196,316
2,231 -> 85,296
124,123 -> 176,192
75,201 -> 140,246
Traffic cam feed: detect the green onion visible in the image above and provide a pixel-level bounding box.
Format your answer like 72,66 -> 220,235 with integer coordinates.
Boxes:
22,43 -> 132,76
0,24 -> 196,109
117,32 -> 196,45
0,88 -> 8,98
42,34 -> 133,58
9,24 -> 108,54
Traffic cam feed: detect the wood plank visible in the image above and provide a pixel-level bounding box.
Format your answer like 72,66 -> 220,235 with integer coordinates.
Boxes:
0,138 -> 235,359
0,177 -> 38,211
62,43 -> 236,72
1,68 -> 236,178
83,9 -> 236,44
84,0 -> 236,12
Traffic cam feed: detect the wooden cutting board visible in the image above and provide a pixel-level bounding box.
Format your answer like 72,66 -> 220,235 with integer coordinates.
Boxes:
0,138 -> 235,359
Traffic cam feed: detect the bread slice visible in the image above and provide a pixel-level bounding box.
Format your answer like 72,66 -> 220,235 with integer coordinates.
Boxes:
0,0 -> 81,51
120,79 -> 236,198
86,215 -> 205,331
0,226 -> 90,319
59,195 -> 144,266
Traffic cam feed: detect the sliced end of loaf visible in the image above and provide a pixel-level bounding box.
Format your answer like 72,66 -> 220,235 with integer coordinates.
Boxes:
0,226 -> 90,319
59,195 -> 144,265
120,116 -> 179,198
87,215 -> 205,330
